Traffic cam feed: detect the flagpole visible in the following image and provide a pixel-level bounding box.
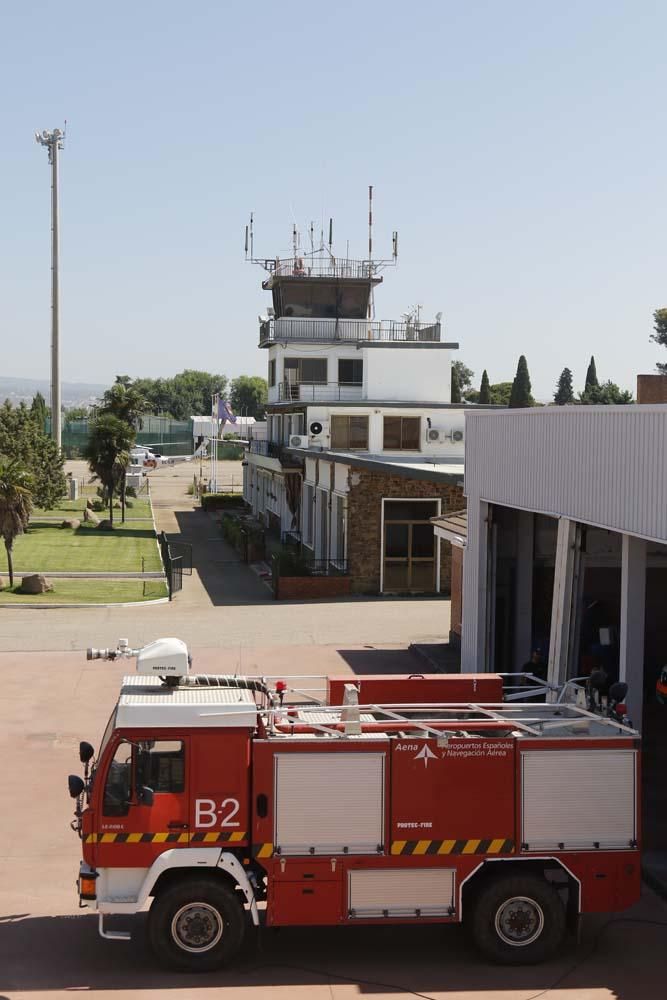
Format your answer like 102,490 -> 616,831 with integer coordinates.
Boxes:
210,392 -> 218,494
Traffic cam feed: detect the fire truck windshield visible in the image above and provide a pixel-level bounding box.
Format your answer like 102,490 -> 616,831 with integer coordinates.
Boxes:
97,708 -> 118,764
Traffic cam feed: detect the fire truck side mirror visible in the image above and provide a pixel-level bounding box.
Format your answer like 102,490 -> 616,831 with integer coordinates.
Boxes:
138,786 -> 154,807
68,775 -> 85,799
79,741 -> 95,764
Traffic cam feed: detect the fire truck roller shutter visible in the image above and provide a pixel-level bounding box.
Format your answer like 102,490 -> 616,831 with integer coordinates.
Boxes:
274,752 -> 385,856
521,749 -> 637,851
348,868 -> 455,919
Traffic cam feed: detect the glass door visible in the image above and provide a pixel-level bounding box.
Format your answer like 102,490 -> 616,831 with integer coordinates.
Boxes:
383,501 -> 438,593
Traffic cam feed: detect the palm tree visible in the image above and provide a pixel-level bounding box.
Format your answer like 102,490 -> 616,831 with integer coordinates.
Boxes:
0,458 -> 34,587
83,415 -> 135,527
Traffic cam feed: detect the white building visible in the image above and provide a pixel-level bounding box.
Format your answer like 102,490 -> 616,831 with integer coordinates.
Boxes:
443,405 -> 667,733
243,253 -> 484,593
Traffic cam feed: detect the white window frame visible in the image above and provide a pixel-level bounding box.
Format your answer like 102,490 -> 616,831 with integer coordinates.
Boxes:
302,483 -> 315,549
333,492 -> 347,568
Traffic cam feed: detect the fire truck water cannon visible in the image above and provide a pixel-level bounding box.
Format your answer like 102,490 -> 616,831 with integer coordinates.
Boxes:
70,635 -> 642,972
87,637 -> 192,685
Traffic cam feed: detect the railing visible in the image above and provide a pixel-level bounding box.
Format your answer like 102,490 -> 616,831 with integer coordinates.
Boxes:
271,553 -> 349,597
278,381 -> 364,402
259,317 -> 441,344
249,440 -> 285,458
158,531 -> 188,598
262,257 -> 378,280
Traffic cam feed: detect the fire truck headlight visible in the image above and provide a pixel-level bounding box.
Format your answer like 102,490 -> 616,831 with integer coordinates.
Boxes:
68,775 -> 85,799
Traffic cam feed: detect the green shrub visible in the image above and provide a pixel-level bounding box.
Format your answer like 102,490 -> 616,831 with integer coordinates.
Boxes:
201,492 -> 246,511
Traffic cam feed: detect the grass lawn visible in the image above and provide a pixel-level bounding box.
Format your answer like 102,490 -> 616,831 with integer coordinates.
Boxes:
0,580 -> 168,604
32,498 -> 153,519
10,520 -> 162,573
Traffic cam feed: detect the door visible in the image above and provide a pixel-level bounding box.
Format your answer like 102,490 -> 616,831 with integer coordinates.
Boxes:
383,501 -> 438,593
93,736 -> 190,869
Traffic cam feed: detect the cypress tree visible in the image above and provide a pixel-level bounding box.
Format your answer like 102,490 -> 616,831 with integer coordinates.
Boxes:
509,355 -> 533,408
450,366 -> 461,403
554,367 -> 574,405
479,370 -> 491,404
584,356 -> 598,393
650,307 -> 667,374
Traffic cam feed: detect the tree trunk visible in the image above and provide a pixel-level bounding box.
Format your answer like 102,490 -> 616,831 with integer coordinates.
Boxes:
5,540 -> 13,588
109,486 -> 114,527
121,472 -> 126,524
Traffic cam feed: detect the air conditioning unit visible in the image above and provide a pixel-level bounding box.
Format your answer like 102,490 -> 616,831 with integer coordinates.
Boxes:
289,435 -> 309,449
309,420 -> 329,440
426,428 -> 464,444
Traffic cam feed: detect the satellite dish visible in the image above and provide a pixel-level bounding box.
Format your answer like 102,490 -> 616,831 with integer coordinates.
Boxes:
309,421 -> 323,436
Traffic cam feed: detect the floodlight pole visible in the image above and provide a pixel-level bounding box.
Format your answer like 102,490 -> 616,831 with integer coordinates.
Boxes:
35,127 -> 65,451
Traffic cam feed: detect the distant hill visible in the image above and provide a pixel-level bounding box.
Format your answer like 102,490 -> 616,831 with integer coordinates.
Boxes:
0,376 -> 107,409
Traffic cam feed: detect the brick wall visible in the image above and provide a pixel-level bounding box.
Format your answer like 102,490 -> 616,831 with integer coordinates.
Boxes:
276,575 -> 351,600
346,468 -> 465,594
637,375 -> 667,403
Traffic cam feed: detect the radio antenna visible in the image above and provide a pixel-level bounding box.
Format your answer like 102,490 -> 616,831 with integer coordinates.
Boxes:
328,218 -> 333,254
250,213 -> 254,259
309,221 -> 314,253
368,184 -> 373,265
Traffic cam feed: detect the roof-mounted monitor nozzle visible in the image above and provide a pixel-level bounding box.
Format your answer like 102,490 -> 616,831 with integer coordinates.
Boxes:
87,637 -> 191,684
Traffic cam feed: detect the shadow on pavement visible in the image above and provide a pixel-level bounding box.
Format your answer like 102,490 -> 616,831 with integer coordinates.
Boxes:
172,510 -> 273,607
336,647 -> 428,674
1,909 -> 665,997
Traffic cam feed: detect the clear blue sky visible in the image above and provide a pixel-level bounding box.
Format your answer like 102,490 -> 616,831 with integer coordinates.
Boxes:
2,0 -> 666,400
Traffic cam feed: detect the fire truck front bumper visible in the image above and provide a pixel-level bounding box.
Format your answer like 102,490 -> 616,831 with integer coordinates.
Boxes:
77,861 -> 99,906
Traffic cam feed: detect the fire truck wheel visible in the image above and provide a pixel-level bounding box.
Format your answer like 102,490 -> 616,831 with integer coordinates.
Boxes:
148,878 -> 245,971
468,874 -> 565,965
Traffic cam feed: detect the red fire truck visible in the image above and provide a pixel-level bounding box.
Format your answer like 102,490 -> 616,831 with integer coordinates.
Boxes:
68,637 -> 641,971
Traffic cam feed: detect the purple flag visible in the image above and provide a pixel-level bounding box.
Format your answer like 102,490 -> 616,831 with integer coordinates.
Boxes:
217,399 -> 237,424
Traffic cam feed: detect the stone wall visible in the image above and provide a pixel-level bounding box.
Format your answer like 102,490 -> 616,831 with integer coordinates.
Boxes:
346,468 -> 465,594
637,374 -> 667,403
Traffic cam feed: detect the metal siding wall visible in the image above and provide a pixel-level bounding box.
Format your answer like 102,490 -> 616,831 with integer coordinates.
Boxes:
465,408 -> 667,542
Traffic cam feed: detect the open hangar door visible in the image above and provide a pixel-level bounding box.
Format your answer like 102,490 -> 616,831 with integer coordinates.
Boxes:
487,505 -> 667,852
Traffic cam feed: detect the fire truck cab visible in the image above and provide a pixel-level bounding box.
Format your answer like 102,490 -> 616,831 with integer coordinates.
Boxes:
69,638 -> 642,971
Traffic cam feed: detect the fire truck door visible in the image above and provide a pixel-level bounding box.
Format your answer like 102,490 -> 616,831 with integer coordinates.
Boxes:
94,736 -> 190,867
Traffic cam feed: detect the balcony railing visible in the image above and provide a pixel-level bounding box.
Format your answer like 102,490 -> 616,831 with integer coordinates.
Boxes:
262,257 -> 378,280
278,381 -> 364,402
259,317 -> 441,345
248,440 -> 284,458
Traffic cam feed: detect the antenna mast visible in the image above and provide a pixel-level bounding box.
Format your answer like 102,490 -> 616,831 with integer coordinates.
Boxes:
35,125 -> 65,451
368,184 -> 373,265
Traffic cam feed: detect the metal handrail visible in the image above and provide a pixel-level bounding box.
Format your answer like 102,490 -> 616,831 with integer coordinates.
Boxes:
260,317 -> 441,344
